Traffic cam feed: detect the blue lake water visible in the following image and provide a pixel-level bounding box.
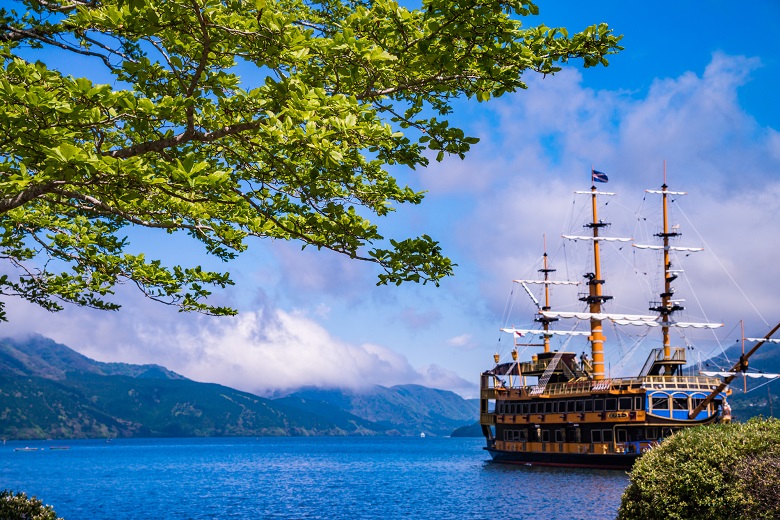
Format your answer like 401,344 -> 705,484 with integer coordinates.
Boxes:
1,437 -> 629,519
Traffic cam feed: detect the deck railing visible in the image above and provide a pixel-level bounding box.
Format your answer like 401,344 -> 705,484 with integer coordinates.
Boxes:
484,375 -> 721,398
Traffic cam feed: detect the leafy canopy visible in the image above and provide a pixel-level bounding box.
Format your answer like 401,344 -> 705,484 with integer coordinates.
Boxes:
0,0 -> 622,319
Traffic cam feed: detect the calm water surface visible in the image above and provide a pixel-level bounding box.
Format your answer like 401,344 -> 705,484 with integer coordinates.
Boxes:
1,437 -> 628,519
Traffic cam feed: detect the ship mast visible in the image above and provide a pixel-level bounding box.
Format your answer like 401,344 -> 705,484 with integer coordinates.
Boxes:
585,183 -> 611,381
657,164 -> 677,362
634,165 -> 724,375
538,237 -> 557,353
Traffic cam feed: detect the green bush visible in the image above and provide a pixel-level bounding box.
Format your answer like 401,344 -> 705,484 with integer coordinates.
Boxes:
0,490 -> 62,520
618,418 -> 780,519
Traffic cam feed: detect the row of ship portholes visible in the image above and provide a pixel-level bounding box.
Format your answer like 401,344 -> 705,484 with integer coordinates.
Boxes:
493,393 -> 715,416
494,396 -> 642,416
502,426 -> 678,444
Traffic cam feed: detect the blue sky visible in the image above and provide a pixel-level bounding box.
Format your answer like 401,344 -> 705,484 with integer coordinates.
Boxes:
4,1 -> 780,398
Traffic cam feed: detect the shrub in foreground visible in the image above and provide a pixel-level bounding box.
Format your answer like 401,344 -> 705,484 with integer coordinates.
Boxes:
0,490 -> 61,520
618,417 -> 780,519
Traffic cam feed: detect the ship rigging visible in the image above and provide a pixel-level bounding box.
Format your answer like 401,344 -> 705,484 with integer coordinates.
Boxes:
480,167 -> 779,469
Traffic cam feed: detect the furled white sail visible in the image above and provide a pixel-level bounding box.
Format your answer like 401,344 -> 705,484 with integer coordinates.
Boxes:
539,311 -> 722,329
702,371 -> 780,379
745,338 -> 780,343
611,320 -> 722,329
513,279 -> 580,286
646,189 -> 688,195
539,311 -> 657,321
500,328 -> 590,337
563,235 -> 633,242
574,191 -> 616,196
655,321 -> 723,329
633,244 -> 704,252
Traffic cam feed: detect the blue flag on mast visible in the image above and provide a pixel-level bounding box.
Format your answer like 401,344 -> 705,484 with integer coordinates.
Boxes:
592,170 -> 609,183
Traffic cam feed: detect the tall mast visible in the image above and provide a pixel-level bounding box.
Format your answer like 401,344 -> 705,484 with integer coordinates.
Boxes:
647,163 -> 685,367
507,236 -> 582,352
584,183 -> 611,380
636,164 -> 722,376
659,163 -> 675,361
539,235 -> 556,353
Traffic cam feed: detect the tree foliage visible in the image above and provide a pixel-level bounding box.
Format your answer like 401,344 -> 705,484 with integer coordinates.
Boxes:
0,0 -> 622,319
0,490 -> 62,520
618,418 -> 780,520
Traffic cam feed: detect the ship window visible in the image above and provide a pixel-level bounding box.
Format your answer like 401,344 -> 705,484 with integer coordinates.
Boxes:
521,403 -> 529,415
646,427 -> 657,440
594,399 -> 604,412
551,401 -> 559,413
651,396 -> 669,411
616,429 -> 627,443
605,398 -> 617,411
567,400 -> 576,412
618,397 -> 632,410
555,429 -> 564,442
575,400 -> 584,412
635,397 -> 643,410
545,402 -> 553,414
541,429 -> 550,442
531,427 -> 541,442
584,400 -> 593,412
673,396 -> 688,410
591,430 -> 602,443
603,430 -> 613,442
530,403 -> 538,414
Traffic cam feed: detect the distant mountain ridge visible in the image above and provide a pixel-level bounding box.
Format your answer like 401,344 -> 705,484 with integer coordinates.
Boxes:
0,335 -> 183,381
0,335 -> 477,440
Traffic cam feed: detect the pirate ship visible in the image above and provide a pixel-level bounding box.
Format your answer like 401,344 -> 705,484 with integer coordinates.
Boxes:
479,169 -> 779,470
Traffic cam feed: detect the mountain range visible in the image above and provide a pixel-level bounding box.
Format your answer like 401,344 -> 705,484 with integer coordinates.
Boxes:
0,335 -> 478,440
2,334 -> 774,442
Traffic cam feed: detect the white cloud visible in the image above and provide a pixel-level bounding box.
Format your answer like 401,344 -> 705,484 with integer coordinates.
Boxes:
438,52 -> 780,344
446,334 -> 473,348
1,288 -> 473,396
